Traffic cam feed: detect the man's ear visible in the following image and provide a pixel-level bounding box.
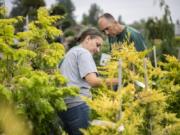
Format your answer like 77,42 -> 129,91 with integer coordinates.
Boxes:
113,20 -> 117,24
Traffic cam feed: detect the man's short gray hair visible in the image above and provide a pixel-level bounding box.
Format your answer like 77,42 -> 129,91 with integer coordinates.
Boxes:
98,13 -> 115,21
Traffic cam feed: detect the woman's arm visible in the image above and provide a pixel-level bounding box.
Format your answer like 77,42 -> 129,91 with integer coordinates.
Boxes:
85,73 -> 118,87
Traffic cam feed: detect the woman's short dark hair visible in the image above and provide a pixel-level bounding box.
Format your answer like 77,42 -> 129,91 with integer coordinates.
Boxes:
76,28 -> 103,43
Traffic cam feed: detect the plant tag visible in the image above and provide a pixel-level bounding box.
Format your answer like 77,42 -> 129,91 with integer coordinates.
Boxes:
135,80 -> 145,88
100,53 -> 111,66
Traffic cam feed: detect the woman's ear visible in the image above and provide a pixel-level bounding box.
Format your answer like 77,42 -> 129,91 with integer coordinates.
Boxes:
85,35 -> 90,42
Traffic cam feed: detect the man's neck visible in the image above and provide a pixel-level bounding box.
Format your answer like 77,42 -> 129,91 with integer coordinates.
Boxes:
117,23 -> 125,33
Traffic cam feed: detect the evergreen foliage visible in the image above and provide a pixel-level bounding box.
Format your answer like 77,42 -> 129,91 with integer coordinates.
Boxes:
82,43 -> 180,135
81,3 -> 103,27
0,7 -> 78,135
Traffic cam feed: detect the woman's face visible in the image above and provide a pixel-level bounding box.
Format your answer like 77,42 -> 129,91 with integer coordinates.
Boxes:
86,36 -> 103,55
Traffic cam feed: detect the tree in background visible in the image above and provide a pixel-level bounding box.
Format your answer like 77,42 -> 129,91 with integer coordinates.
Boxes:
54,0 -> 76,30
50,3 -> 66,17
81,3 -> 103,27
0,0 -> 6,19
49,0 -> 77,49
10,0 -> 45,20
130,19 -> 146,34
117,15 -> 125,25
145,1 -> 176,60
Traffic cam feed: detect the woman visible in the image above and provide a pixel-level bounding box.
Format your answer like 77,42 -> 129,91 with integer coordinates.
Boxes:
59,28 -> 117,135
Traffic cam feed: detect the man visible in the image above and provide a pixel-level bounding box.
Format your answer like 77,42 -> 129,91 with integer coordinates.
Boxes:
98,13 -> 146,51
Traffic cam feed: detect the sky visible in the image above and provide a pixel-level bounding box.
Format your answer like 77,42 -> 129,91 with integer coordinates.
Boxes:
5,0 -> 180,24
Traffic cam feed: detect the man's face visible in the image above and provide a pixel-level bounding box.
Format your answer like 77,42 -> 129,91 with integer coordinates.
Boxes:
98,17 -> 116,37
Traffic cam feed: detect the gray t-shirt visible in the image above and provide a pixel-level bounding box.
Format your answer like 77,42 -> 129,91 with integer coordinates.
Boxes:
60,45 -> 98,108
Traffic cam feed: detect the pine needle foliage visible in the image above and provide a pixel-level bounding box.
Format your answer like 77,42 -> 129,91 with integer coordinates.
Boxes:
82,42 -> 180,135
0,7 -> 78,135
